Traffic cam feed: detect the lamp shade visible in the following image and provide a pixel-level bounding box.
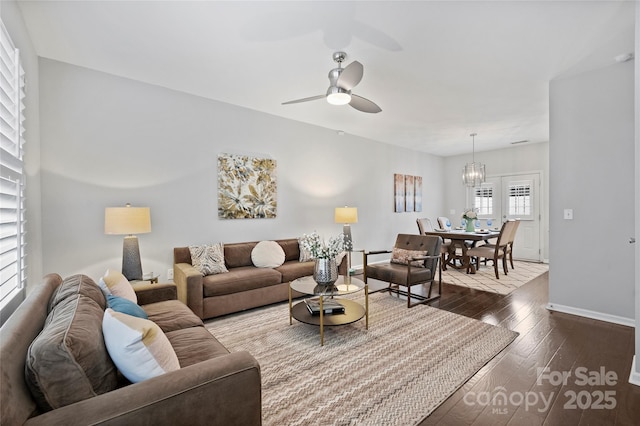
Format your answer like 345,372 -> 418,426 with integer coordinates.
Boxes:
105,206 -> 151,235
335,207 -> 358,224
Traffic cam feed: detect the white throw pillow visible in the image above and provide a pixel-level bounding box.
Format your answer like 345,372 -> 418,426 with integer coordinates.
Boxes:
251,240 -> 286,268
99,269 -> 137,304
102,308 -> 180,383
189,243 -> 228,275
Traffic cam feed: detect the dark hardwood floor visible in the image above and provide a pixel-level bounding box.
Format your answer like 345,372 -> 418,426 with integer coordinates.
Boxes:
372,271 -> 640,425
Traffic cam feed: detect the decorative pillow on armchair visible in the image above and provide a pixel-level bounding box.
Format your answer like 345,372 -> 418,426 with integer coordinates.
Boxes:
189,243 -> 228,275
390,248 -> 427,268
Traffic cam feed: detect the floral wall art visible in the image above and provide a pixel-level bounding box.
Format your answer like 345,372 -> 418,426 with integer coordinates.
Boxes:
394,174 -> 422,213
217,153 -> 277,219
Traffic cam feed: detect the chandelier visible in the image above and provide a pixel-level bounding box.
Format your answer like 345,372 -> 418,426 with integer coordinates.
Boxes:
462,132 -> 486,187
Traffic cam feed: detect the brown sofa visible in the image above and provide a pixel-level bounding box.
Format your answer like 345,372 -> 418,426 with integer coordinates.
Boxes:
0,273 -> 261,426
174,238 -> 346,320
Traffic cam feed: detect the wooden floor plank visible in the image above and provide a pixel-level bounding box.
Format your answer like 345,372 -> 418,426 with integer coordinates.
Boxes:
415,270 -> 640,426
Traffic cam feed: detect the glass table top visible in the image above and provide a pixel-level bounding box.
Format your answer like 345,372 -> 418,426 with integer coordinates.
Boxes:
290,275 -> 365,296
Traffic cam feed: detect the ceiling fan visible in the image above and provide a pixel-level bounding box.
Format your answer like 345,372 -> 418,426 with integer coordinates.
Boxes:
282,52 -> 382,113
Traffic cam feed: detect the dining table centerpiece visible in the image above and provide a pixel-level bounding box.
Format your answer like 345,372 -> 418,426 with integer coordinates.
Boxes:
299,231 -> 345,286
462,210 -> 478,232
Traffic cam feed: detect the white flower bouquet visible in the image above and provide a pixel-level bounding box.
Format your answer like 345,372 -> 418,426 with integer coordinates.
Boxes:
462,210 -> 478,221
299,232 -> 345,259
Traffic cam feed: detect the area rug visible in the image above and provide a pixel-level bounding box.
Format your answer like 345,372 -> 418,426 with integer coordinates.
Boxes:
205,292 -> 518,425
442,260 -> 548,295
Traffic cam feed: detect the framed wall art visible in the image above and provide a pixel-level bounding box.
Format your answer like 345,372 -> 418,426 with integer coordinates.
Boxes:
218,153 -> 277,219
414,176 -> 422,212
404,175 -> 415,212
394,173 -> 405,212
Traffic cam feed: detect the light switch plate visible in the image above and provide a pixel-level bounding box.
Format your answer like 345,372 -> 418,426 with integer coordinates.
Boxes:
563,209 -> 573,220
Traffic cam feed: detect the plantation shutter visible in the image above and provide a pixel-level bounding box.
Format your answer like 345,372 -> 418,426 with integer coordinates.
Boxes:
0,20 -> 26,312
474,183 -> 493,216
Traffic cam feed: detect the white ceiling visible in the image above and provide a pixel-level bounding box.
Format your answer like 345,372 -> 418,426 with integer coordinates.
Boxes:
16,0 -> 635,156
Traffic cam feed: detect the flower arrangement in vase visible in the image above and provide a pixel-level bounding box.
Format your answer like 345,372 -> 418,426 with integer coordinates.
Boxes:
299,232 -> 345,285
462,210 -> 478,232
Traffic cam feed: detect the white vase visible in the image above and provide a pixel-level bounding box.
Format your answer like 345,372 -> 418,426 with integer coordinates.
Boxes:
313,258 -> 338,286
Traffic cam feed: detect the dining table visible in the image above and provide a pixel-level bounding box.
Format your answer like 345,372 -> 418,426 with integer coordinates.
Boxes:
424,228 -> 501,274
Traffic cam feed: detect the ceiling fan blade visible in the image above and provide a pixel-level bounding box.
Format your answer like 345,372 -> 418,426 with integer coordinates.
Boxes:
282,94 -> 325,105
349,94 -> 381,113
337,61 -> 363,90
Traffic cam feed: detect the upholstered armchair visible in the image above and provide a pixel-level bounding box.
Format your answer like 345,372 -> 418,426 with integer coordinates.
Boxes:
363,234 -> 441,308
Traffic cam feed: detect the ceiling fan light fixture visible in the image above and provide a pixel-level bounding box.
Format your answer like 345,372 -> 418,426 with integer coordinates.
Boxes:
326,86 -> 352,105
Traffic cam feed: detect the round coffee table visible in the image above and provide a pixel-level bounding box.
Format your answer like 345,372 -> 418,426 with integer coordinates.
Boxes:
289,275 -> 368,346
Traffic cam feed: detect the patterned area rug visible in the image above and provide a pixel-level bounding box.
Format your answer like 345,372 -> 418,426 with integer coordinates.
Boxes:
205,292 -> 518,425
442,260 -> 548,295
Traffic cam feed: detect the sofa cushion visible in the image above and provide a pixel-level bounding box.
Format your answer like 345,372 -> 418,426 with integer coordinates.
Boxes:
203,266 -> 282,297
99,269 -> 137,303
107,294 -> 148,319
189,243 -> 229,275
251,240 -> 285,268
142,300 -> 204,333
165,327 -> 230,367
224,241 -> 258,268
275,260 -> 315,283
102,308 -> 180,383
25,274 -> 118,412
277,238 -> 304,262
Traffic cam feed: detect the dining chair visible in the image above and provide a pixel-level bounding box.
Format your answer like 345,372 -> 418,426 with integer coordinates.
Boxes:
416,218 -> 451,271
480,219 -> 521,270
465,221 -> 513,279
363,234 -> 441,308
505,219 -> 521,269
437,216 -> 451,230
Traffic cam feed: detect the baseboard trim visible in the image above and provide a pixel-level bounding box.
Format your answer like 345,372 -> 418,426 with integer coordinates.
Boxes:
629,356 -> 640,386
546,302 -> 635,328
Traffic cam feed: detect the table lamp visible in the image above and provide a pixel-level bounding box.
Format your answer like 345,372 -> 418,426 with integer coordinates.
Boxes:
335,206 -> 358,283
105,203 -> 151,281
335,206 -> 358,250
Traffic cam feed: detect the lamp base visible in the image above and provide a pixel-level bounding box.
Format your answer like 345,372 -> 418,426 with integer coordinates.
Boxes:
122,235 -> 143,281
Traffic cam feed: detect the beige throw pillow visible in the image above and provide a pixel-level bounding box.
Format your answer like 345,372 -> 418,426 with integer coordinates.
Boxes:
251,240 -> 285,268
102,308 -> 180,383
189,243 -> 228,275
99,269 -> 137,303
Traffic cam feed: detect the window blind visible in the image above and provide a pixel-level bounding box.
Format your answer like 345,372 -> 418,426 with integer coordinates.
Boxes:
474,183 -> 493,216
508,181 -> 532,217
0,20 -> 26,311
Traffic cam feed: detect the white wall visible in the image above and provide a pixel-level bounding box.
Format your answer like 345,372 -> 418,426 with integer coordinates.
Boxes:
38,59 -> 444,285
633,0 -> 640,384
549,60 -> 635,323
443,142 -> 550,260
1,1 -> 44,288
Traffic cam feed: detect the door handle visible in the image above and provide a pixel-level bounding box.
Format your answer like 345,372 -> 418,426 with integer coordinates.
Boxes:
630,237 -> 636,244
